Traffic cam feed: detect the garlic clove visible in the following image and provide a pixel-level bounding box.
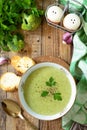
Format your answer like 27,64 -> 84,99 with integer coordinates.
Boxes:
63,32 -> 73,44
0,57 -> 10,66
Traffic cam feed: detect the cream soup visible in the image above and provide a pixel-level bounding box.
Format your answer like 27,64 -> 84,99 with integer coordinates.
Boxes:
23,66 -> 71,115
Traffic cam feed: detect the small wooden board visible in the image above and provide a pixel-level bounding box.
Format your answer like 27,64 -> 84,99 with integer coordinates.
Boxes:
34,56 -> 69,70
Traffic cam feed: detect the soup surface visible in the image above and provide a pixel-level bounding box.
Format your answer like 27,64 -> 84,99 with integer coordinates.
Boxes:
23,66 -> 71,115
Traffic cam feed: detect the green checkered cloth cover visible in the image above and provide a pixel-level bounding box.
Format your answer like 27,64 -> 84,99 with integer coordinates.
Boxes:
59,0 -> 87,130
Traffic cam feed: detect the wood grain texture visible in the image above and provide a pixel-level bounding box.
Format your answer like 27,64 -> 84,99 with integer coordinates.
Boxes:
0,0 -> 73,130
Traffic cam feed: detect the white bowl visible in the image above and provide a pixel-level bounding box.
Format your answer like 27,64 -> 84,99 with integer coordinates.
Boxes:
18,62 -> 76,120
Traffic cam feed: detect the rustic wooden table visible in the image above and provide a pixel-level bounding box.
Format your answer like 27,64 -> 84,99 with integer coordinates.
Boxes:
0,0 -> 72,130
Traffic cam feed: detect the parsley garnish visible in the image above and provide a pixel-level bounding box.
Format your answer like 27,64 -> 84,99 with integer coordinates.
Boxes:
46,77 -> 56,87
41,77 -> 62,101
41,91 -> 49,97
54,93 -> 62,101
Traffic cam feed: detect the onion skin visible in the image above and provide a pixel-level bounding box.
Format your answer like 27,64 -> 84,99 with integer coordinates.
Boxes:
0,57 -> 10,66
63,32 -> 73,44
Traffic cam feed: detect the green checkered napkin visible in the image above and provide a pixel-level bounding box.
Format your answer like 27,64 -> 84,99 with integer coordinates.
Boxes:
59,0 -> 87,130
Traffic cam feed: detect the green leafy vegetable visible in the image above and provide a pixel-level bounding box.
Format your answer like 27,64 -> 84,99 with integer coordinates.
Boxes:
7,34 -> 24,52
41,91 -> 49,97
0,0 -> 44,51
46,77 -> 56,87
15,0 -> 36,9
31,7 -> 45,17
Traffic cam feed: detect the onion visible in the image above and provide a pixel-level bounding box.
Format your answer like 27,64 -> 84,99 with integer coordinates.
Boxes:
62,32 -> 73,44
0,57 -> 10,66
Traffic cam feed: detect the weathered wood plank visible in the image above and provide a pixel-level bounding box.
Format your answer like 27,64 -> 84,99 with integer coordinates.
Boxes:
59,30 -> 72,64
40,119 -> 63,130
